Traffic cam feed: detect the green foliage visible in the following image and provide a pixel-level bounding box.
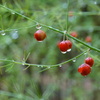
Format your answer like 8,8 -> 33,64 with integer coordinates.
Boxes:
0,0 -> 100,100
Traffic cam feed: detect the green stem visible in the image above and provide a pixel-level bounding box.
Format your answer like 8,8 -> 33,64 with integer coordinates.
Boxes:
66,0 -> 69,31
42,24 -> 100,52
0,4 -> 100,53
0,50 -> 87,67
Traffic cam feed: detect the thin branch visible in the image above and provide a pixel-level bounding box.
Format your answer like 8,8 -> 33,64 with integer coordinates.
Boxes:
0,51 -> 87,67
1,4 -> 99,52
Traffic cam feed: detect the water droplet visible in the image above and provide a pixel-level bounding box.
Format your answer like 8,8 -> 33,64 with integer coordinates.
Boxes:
73,58 -> 76,62
61,51 -> 67,54
12,12 -> 15,14
49,26 -> 52,29
37,65 -> 40,67
63,30 -> 67,34
22,62 -> 25,65
94,1 -> 97,4
11,30 -> 19,39
36,26 -> 42,30
67,49 -> 71,52
48,66 -> 51,68
36,23 -> 42,30
84,53 -> 87,55
59,65 -> 62,67
38,41 -> 43,42
1,32 -> 6,36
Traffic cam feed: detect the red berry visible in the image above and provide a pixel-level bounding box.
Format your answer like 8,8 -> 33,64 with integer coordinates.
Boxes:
65,40 -> 72,49
58,41 -> 69,53
85,36 -> 92,43
85,57 -> 94,67
34,30 -> 46,41
78,63 -> 91,76
68,11 -> 74,17
78,64 -> 83,73
70,31 -> 78,37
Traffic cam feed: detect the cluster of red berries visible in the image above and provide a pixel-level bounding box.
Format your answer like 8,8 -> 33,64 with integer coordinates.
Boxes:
34,30 -> 94,76
57,40 -> 72,54
34,29 -> 73,54
78,57 -> 94,76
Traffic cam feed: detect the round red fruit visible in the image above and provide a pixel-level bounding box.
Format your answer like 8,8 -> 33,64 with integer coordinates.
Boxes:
68,11 -> 74,17
70,31 -> 78,37
34,30 -> 46,41
58,41 -> 69,52
78,63 -> 91,76
85,36 -> 92,43
85,57 -> 94,67
65,40 -> 72,49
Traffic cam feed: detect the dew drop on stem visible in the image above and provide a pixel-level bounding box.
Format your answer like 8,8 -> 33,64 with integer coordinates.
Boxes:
48,66 -> 51,68
59,64 -> 62,67
84,52 -> 87,55
22,62 -> 25,65
49,26 -> 53,29
63,30 -> 67,34
73,58 -> 76,62
11,12 -> 15,14
36,23 -> 42,30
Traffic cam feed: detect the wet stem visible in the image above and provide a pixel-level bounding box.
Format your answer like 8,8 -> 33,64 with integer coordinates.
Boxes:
0,4 -> 100,68
0,50 -> 88,68
0,4 -> 100,53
